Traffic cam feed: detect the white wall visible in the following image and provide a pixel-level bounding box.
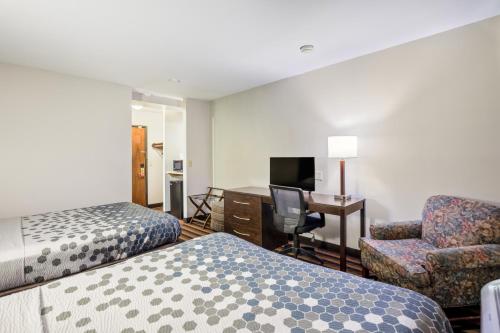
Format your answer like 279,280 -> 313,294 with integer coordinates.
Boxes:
132,109 -> 163,205
0,63 -> 131,218
186,99 -> 212,217
163,109 -> 185,212
211,16 -> 500,249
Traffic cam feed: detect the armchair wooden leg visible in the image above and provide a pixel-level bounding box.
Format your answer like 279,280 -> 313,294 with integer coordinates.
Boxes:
362,267 -> 369,278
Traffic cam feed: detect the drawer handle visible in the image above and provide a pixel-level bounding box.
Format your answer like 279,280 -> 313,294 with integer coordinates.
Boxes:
233,215 -> 250,221
233,229 -> 250,237
233,200 -> 250,205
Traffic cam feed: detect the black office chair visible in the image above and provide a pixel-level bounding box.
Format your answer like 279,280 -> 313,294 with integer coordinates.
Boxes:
269,185 -> 325,265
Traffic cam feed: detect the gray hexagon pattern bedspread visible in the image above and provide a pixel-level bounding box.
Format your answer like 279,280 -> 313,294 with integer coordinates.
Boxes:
0,202 -> 181,291
0,233 -> 452,333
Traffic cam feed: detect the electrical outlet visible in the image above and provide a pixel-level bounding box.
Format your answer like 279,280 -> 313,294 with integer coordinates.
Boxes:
315,171 -> 323,181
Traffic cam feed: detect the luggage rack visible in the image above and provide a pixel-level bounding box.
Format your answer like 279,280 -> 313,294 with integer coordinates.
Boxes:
188,187 -> 224,229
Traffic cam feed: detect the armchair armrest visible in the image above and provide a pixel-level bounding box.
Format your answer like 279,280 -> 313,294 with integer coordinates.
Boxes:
369,220 -> 422,240
425,244 -> 500,272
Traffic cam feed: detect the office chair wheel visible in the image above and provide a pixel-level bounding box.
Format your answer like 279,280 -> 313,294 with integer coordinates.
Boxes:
277,244 -> 293,255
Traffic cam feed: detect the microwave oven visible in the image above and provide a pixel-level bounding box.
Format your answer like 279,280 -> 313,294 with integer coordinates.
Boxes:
173,160 -> 183,172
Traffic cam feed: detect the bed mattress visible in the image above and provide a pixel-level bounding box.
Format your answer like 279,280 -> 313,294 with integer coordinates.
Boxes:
0,202 -> 181,292
0,232 -> 452,333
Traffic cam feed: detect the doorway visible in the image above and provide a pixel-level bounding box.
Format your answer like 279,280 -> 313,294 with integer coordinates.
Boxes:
131,125 -> 148,206
130,93 -> 187,217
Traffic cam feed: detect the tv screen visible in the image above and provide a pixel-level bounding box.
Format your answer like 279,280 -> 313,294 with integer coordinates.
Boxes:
270,157 -> 315,192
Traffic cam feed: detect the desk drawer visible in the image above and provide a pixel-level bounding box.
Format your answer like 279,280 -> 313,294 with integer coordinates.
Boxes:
225,192 -> 260,212
224,191 -> 262,245
226,213 -> 259,233
226,224 -> 260,244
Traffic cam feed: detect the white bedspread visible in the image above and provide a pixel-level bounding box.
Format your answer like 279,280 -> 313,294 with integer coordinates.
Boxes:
0,288 -> 43,332
0,233 -> 452,333
0,217 -> 24,291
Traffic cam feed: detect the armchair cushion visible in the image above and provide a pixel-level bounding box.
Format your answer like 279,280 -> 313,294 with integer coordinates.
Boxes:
422,195 -> 500,248
360,238 -> 436,287
425,244 -> 500,272
369,220 -> 421,240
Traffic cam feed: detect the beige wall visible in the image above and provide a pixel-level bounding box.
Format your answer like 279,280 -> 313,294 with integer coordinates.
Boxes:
211,16 -> 500,248
0,63 -> 132,218
186,99 -> 213,217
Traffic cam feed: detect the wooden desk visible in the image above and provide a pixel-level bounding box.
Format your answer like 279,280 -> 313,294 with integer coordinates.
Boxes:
224,187 -> 366,272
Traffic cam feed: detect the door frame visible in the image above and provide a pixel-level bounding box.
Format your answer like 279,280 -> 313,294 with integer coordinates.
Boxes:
132,125 -> 148,206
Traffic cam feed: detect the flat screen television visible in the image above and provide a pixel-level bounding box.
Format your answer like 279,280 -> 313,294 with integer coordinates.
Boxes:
270,157 -> 315,192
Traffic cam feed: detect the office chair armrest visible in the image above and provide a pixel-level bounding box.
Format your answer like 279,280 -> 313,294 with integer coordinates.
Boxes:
319,212 -> 325,222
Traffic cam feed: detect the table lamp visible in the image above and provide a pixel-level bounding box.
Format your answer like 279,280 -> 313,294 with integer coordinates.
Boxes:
328,136 -> 358,201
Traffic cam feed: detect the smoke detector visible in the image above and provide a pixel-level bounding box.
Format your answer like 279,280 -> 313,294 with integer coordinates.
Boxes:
300,45 -> 314,54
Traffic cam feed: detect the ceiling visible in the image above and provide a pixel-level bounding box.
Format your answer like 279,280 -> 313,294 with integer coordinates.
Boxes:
1,1 -> 499,100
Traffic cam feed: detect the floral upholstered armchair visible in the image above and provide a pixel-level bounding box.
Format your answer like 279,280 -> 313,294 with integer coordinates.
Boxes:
359,195 -> 500,308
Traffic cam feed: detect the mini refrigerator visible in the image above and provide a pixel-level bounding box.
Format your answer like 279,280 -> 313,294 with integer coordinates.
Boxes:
169,180 -> 183,219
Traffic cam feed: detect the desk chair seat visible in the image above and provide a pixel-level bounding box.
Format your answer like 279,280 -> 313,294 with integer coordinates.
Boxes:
296,213 -> 325,234
270,185 -> 325,265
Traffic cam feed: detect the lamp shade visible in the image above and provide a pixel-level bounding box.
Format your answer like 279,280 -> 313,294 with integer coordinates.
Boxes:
328,136 -> 358,158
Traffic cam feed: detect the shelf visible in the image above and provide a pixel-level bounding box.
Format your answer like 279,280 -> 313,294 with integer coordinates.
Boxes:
152,142 -> 163,150
167,171 -> 183,176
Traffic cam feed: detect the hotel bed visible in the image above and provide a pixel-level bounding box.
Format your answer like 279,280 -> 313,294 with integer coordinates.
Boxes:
0,233 -> 452,333
0,202 -> 181,293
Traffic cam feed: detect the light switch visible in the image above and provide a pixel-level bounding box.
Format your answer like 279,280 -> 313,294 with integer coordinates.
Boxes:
187,160 -> 193,167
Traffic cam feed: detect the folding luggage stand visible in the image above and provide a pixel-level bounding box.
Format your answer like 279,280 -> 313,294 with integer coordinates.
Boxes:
188,187 -> 224,229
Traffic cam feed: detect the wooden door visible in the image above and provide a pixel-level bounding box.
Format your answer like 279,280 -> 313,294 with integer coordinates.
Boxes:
132,126 -> 148,206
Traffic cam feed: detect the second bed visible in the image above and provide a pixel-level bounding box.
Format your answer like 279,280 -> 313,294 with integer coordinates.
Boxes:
0,202 -> 181,293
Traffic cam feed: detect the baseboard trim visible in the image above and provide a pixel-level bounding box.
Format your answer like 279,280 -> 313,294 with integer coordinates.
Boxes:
148,203 -> 163,208
298,235 -> 361,259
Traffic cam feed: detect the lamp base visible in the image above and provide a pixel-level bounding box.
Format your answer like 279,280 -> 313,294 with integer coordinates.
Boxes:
334,194 -> 352,201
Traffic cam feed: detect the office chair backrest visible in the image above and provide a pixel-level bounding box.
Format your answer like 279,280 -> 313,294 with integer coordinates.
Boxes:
269,185 -> 307,234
